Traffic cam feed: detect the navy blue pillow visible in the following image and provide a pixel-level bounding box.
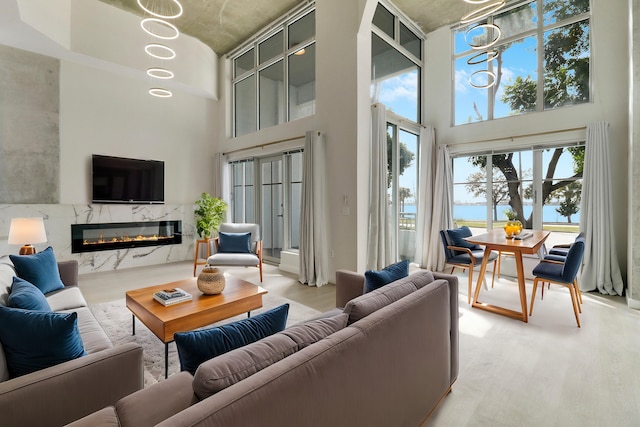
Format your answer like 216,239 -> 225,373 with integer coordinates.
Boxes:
0,306 -> 85,378
9,246 -> 65,294
447,226 -> 480,251
174,304 -> 289,375
8,277 -> 51,311
364,259 -> 410,293
218,232 -> 252,254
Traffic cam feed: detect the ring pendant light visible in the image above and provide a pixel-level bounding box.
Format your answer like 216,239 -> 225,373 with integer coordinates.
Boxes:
461,1 -> 506,24
137,0 -> 183,19
149,88 -> 173,97
469,70 -> 496,89
465,23 -> 502,50
147,68 -> 175,79
145,43 -> 176,60
467,49 -> 500,65
141,18 -> 180,40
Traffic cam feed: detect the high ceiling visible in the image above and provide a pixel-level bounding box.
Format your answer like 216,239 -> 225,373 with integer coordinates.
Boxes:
99,0 -> 468,56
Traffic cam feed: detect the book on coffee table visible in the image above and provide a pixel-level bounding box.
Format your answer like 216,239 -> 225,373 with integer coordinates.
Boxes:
153,288 -> 193,306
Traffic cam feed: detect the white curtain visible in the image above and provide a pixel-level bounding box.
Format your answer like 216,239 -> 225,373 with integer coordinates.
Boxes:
580,122 -> 624,295
299,131 -> 329,287
212,152 -> 230,202
426,144 -> 454,271
366,104 -> 393,270
414,125 -> 436,268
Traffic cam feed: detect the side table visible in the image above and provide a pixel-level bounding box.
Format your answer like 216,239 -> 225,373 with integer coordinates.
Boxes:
193,238 -> 211,276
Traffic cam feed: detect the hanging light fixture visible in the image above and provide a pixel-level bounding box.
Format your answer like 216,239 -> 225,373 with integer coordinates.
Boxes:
460,0 -> 506,89
139,0 -> 183,98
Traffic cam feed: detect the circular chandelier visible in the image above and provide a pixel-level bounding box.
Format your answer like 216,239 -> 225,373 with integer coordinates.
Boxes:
139,0 -> 182,98
461,0 -> 506,89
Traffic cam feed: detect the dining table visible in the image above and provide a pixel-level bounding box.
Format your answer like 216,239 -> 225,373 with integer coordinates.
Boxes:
465,229 -> 550,322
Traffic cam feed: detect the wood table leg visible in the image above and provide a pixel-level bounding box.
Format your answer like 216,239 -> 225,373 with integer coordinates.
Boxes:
165,343 -> 169,379
472,247 -> 491,304
514,252 -> 529,323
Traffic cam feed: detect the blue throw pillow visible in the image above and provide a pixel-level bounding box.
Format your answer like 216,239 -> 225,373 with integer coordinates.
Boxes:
9,246 -> 65,294
364,259 -> 410,293
174,303 -> 289,375
218,232 -> 252,254
8,277 -> 51,311
0,306 -> 85,378
447,226 -> 480,251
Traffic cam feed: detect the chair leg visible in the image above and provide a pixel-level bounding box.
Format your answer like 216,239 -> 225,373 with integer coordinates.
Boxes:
450,266 -> 456,275
575,279 -> 583,305
568,285 -> 581,327
490,259 -> 497,288
573,280 -> 582,313
541,282 -> 545,300
529,279 -> 540,316
259,263 -> 263,282
496,252 -> 502,279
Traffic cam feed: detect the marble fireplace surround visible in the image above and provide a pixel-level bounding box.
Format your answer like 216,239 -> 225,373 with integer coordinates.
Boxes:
0,204 -> 197,274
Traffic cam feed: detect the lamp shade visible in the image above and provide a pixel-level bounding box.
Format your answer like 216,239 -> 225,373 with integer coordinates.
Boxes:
8,218 -> 48,245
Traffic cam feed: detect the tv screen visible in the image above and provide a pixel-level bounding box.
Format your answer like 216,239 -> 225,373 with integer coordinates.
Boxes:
92,155 -> 164,204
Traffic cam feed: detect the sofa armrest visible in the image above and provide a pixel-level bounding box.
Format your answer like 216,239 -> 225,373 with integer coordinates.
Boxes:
115,371 -> 196,427
0,342 -> 143,427
433,271 -> 459,385
58,260 -> 79,287
335,269 -> 365,309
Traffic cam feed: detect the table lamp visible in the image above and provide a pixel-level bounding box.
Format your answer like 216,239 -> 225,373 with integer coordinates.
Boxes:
8,217 -> 48,255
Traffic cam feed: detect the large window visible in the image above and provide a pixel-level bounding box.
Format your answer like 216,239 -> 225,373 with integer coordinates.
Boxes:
371,2 -> 422,123
452,144 -> 584,246
453,0 -> 590,125
232,7 -> 316,137
230,150 -> 303,262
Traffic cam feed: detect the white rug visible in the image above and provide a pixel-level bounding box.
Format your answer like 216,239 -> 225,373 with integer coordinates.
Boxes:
89,293 -> 321,386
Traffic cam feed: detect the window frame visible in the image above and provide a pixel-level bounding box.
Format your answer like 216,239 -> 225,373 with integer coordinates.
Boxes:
452,0 -> 592,126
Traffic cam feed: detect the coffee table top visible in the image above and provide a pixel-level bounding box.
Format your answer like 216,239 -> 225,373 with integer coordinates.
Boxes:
126,275 -> 267,342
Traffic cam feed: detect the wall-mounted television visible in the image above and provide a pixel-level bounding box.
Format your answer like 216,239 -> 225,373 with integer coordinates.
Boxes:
92,155 -> 164,204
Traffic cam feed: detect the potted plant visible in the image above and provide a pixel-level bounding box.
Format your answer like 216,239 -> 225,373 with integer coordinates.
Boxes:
194,192 -> 228,239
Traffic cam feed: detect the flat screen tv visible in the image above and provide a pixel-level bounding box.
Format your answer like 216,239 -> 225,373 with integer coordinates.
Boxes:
92,155 -> 164,204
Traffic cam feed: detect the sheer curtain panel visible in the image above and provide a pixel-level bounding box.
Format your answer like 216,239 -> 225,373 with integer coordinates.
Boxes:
414,126 -> 436,268
298,131 -> 329,286
366,104 -> 393,270
580,122 -> 624,295
426,144 -> 454,271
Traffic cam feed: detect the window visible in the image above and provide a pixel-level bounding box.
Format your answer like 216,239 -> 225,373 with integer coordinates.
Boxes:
371,3 -> 422,123
452,144 -> 584,245
230,150 -> 304,262
232,7 -> 316,137
453,0 -> 590,125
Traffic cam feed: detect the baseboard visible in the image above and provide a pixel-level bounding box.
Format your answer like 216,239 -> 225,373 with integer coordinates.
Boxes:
626,294 -> 640,310
278,250 -> 299,275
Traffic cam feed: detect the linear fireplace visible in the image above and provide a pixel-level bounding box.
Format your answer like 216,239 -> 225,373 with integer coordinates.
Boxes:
71,221 -> 182,253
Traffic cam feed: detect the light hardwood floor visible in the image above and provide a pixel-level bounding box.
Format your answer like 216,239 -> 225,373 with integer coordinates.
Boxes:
80,263 -> 640,426
80,261 -> 336,312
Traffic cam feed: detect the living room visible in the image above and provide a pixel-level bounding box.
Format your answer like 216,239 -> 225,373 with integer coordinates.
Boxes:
1,0 -> 640,425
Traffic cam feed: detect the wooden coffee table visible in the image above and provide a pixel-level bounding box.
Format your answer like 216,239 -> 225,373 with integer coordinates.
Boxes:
125,275 -> 267,378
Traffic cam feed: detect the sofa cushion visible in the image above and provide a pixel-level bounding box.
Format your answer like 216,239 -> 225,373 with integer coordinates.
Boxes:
218,232 -> 252,253
60,306 -> 113,354
193,332 -> 298,400
9,246 -> 65,294
282,313 -> 349,348
364,259 -> 409,293
343,270 -> 436,325
0,306 -> 86,377
46,286 -> 88,311
8,277 -> 51,311
175,304 -> 289,375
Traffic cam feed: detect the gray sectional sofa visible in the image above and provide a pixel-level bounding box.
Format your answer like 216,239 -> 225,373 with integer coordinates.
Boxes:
0,256 -> 144,427
70,269 -> 459,427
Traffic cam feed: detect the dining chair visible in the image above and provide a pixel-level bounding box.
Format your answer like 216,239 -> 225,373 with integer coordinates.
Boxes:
207,223 -> 263,282
540,232 -> 585,303
529,236 -> 585,327
440,226 -> 498,304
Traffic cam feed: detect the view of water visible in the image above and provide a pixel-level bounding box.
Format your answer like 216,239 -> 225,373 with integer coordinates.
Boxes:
403,204 -> 580,223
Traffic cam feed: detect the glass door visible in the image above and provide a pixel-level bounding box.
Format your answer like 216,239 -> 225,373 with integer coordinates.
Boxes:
260,157 -> 284,262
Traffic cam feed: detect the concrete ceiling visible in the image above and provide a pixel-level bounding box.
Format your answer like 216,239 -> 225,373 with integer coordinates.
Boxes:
99,0 -> 468,56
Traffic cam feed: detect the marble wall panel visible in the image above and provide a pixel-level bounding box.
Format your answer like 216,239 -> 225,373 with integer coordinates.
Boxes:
0,204 -> 198,274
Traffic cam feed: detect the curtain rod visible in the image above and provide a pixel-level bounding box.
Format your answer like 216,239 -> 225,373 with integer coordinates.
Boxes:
466,126 -> 588,145
223,135 -> 306,156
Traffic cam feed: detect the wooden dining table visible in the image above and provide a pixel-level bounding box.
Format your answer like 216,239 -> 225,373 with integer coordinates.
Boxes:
465,229 -> 550,322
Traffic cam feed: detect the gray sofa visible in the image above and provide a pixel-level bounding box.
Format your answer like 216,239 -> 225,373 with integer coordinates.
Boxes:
0,256 -> 144,427
68,269 -> 458,426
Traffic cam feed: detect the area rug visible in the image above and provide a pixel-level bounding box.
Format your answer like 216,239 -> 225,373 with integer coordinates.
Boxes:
89,293 -> 320,386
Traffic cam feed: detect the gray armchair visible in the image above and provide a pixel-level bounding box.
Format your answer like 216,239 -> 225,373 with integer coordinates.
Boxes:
207,223 -> 263,282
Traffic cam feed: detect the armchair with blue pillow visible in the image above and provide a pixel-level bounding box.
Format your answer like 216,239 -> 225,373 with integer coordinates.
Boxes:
207,223 -> 263,282
440,226 -> 499,304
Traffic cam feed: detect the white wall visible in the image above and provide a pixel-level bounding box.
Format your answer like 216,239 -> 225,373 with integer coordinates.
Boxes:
59,61 -> 218,205
424,0 -> 629,277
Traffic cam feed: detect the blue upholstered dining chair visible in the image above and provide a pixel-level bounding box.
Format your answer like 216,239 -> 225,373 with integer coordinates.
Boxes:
207,223 -> 263,282
440,226 -> 498,304
529,236 -> 585,327
539,232 -> 585,303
